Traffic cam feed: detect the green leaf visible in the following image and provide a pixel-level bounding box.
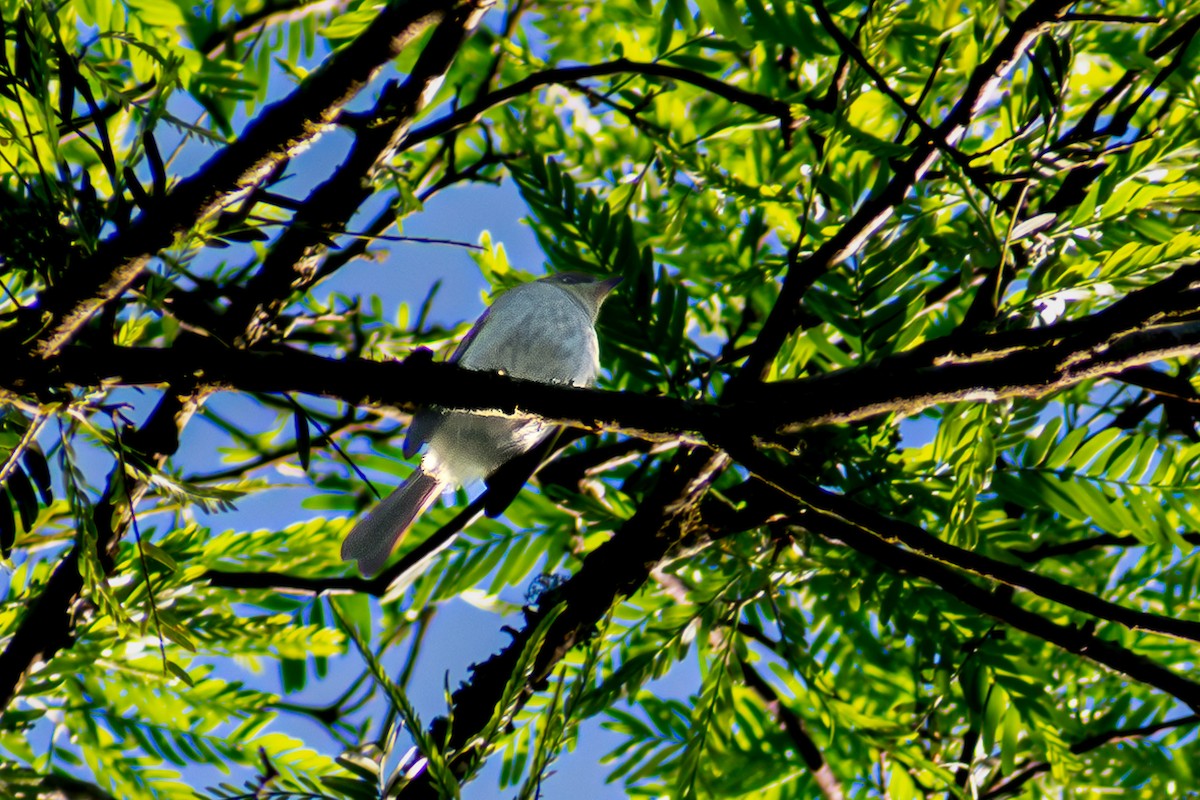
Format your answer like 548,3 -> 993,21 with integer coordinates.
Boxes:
166,660 -> 195,686
320,8 -> 378,42
21,445 -> 53,504
1043,426 -> 1089,471
331,594 -> 372,643
142,541 -> 179,571
1068,428 -> 1123,471
887,763 -> 917,800
7,467 -> 37,531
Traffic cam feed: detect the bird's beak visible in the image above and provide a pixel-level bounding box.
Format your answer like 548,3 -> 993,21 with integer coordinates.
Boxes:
597,275 -> 623,296
567,275 -> 622,312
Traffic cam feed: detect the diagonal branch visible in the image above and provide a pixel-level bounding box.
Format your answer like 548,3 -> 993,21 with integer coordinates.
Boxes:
737,0 -> 1077,383
198,0 -> 352,56
740,658 -> 844,800
0,1 -> 494,715
0,383 -> 205,710
982,713 -> 1200,798
722,440 -> 1200,643
23,0 -> 465,360
723,441 -> 1200,713
810,0 -> 973,170
396,448 -> 728,797
221,0 -> 491,346
1013,531 -> 1200,562
206,487 -> 485,596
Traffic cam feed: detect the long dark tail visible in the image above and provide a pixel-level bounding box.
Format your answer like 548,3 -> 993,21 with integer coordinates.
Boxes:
341,470 -> 444,576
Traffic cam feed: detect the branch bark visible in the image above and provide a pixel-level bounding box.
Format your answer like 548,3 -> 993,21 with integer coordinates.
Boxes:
14,285 -> 1200,447
741,658 -> 845,800
722,438 -> 1200,639
982,713 -> 1200,798
221,0 -> 490,346
403,57 -> 799,150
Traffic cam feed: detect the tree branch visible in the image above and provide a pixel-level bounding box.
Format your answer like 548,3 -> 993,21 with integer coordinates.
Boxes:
723,440 -> 1200,642
403,57 -> 799,150
740,658 -> 845,800
765,319 -> 1200,434
22,0 -> 467,360
221,0 -> 491,346
206,490 -> 486,596
725,445 -> 1200,712
16,297 -> 1200,449
198,0 -> 352,56
0,2 -> 494,714
0,386 -> 204,710
737,0 -> 1077,382
982,713 -> 1200,798
399,449 -> 728,797
1012,531 -> 1200,562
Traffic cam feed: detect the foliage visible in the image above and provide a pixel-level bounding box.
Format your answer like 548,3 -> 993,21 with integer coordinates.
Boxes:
2,0 -> 1200,798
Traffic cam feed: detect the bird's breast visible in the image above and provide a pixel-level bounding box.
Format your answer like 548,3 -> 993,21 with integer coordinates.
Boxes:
459,289 -> 600,386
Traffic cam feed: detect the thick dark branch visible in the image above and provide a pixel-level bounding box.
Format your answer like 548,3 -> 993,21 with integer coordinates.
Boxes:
1013,531 -> 1200,562
17,308 -> 1200,446
765,318 -> 1200,434
398,449 -> 727,797
222,0 -> 489,346
823,516 -> 1200,710
24,0 -> 466,359
758,258 -> 1200,430
0,386 -> 203,710
26,340 -> 715,441
725,440 -> 1200,642
0,2 -> 493,715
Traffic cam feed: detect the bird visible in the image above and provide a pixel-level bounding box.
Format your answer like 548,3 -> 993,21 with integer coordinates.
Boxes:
341,272 -> 621,576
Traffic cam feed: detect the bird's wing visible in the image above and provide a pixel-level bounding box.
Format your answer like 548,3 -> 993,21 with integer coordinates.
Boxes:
449,305 -> 492,364
403,409 -> 440,458
402,305 -> 496,458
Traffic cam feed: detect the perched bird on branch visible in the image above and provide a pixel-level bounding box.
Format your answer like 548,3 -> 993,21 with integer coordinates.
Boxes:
341,272 -> 621,576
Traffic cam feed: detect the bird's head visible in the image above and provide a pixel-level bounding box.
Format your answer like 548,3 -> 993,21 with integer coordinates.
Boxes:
540,272 -> 622,317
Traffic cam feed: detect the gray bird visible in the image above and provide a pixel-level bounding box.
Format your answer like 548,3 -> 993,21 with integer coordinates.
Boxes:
341,272 -> 621,576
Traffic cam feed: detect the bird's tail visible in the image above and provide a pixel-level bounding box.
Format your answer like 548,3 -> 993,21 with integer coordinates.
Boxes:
341,470 -> 444,576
